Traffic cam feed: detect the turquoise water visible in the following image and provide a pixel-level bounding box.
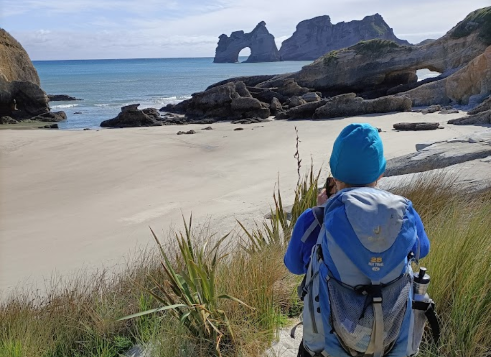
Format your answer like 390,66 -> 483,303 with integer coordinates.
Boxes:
34,57 -> 312,130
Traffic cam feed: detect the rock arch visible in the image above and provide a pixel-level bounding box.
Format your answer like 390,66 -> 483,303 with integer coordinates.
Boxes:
213,21 -> 280,63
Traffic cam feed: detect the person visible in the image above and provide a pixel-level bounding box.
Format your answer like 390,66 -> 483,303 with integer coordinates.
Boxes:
284,123 -> 430,357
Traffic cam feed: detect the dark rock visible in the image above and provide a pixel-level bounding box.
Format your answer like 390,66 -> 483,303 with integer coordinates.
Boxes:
231,117 -> 268,124
448,110 -> 491,125
270,97 -> 282,115
438,109 -> 459,114
279,14 -> 410,61
314,94 -> 412,119
288,96 -> 307,108
0,116 -> 18,124
421,105 -> 442,114
385,135 -> 491,177
468,95 -> 491,114
249,88 -> 287,104
276,79 -> 310,97
83,128 -> 91,130
101,104 -> 162,128
0,29 -> 50,119
302,92 -> 321,103
206,75 -> 276,90
279,100 -> 328,119
214,21 -> 280,63
73,111 -> 82,114
202,126 -> 213,130
33,111 -> 67,122
393,122 -> 440,131
177,130 -> 196,135
48,94 -> 81,101
234,127 -> 244,131
234,81 -> 252,97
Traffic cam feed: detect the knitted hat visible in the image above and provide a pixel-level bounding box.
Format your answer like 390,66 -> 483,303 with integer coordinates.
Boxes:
329,123 -> 386,185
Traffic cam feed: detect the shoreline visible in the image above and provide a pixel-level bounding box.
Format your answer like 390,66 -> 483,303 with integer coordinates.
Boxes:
0,111 -> 487,297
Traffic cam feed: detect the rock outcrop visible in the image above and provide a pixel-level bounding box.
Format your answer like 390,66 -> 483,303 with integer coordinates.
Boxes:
0,29 -> 50,119
385,130 -> 491,177
164,7 -> 491,125
448,110 -> 491,125
161,81 -> 271,123
313,93 -> 412,119
279,14 -> 409,61
213,22 -> 280,63
403,45 -> 491,106
100,104 -> 163,128
287,7 -> 490,99
393,122 -> 440,131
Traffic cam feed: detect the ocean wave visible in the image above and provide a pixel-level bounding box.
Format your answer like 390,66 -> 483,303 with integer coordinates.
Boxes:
152,96 -> 191,105
51,104 -> 79,109
94,103 -> 111,107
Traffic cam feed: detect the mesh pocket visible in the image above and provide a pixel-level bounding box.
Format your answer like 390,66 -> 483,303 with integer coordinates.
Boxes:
327,275 -> 411,353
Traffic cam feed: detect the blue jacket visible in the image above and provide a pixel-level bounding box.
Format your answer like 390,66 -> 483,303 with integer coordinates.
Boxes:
284,189 -> 430,275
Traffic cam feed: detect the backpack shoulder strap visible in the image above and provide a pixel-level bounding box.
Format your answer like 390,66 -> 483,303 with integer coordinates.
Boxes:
300,206 -> 325,243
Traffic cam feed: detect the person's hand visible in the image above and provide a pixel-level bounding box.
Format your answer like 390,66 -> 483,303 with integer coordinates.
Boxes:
317,188 -> 328,205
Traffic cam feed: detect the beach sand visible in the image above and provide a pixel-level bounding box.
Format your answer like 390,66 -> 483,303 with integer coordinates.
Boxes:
0,112 -> 482,296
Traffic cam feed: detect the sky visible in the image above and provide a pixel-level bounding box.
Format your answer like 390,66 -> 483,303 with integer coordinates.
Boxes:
1,0 -> 490,61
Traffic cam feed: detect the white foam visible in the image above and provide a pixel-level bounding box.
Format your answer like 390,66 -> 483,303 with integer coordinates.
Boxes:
153,95 -> 191,105
51,104 -> 79,109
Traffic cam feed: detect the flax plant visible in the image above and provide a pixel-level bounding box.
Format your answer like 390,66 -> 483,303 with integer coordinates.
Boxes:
120,216 -> 252,357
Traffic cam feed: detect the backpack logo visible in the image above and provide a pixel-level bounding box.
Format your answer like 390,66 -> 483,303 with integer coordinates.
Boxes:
369,257 -> 384,271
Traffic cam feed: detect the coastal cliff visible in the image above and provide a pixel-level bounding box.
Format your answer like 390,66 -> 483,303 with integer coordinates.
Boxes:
0,28 -> 50,119
279,14 -> 409,61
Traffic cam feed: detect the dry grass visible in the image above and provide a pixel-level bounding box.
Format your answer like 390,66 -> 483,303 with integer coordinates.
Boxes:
1,170 -> 490,357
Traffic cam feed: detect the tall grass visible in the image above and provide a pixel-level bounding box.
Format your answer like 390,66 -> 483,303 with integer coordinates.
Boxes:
1,170 -> 490,357
392,174 -> 491,357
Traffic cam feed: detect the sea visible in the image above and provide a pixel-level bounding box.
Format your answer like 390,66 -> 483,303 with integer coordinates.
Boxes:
33,58 -> 440,130
33,57 -> 312,130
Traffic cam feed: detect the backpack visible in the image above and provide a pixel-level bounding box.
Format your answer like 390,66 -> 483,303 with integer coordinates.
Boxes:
295,188 -> 439,357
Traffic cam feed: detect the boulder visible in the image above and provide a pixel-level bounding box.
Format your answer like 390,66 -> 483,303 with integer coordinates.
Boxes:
32,111 -> 67,122
468,95 -> 491,114
447,110 -> 491,125
393,122 -> 440,131
379,157 -> 491,194
48,94 -> 80,101
279,14 -> 410,61
269,97 -> 282,115
100,104 -> 163,128
0,116 -> 18,124
234,81 -> 252,97
385,130 -> 491,176
276,79 -> 310,97
277,100 -> 328,119
288,96 -> 307,108
302,92 -> 321,102
213,21 -> 280,63
248,88 -> 287,104
421,105 -> 442,114
0,29 -> 50,119
177,130 -> 196,135
313,94 -> 411,119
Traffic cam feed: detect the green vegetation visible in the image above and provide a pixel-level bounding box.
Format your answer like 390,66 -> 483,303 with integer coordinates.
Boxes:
351,39 -> 402,56
1,168 -> 490,356
450,7 -> 491,45
322,50 -> 339,66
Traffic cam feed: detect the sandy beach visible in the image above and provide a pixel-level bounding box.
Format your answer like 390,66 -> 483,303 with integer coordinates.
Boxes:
0,112 -> 482,297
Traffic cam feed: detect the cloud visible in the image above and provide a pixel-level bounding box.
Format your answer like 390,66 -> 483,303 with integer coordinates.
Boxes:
3,0 -> 490,60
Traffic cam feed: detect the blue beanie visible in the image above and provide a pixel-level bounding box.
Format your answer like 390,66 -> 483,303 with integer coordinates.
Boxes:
329,123 -> 386,185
